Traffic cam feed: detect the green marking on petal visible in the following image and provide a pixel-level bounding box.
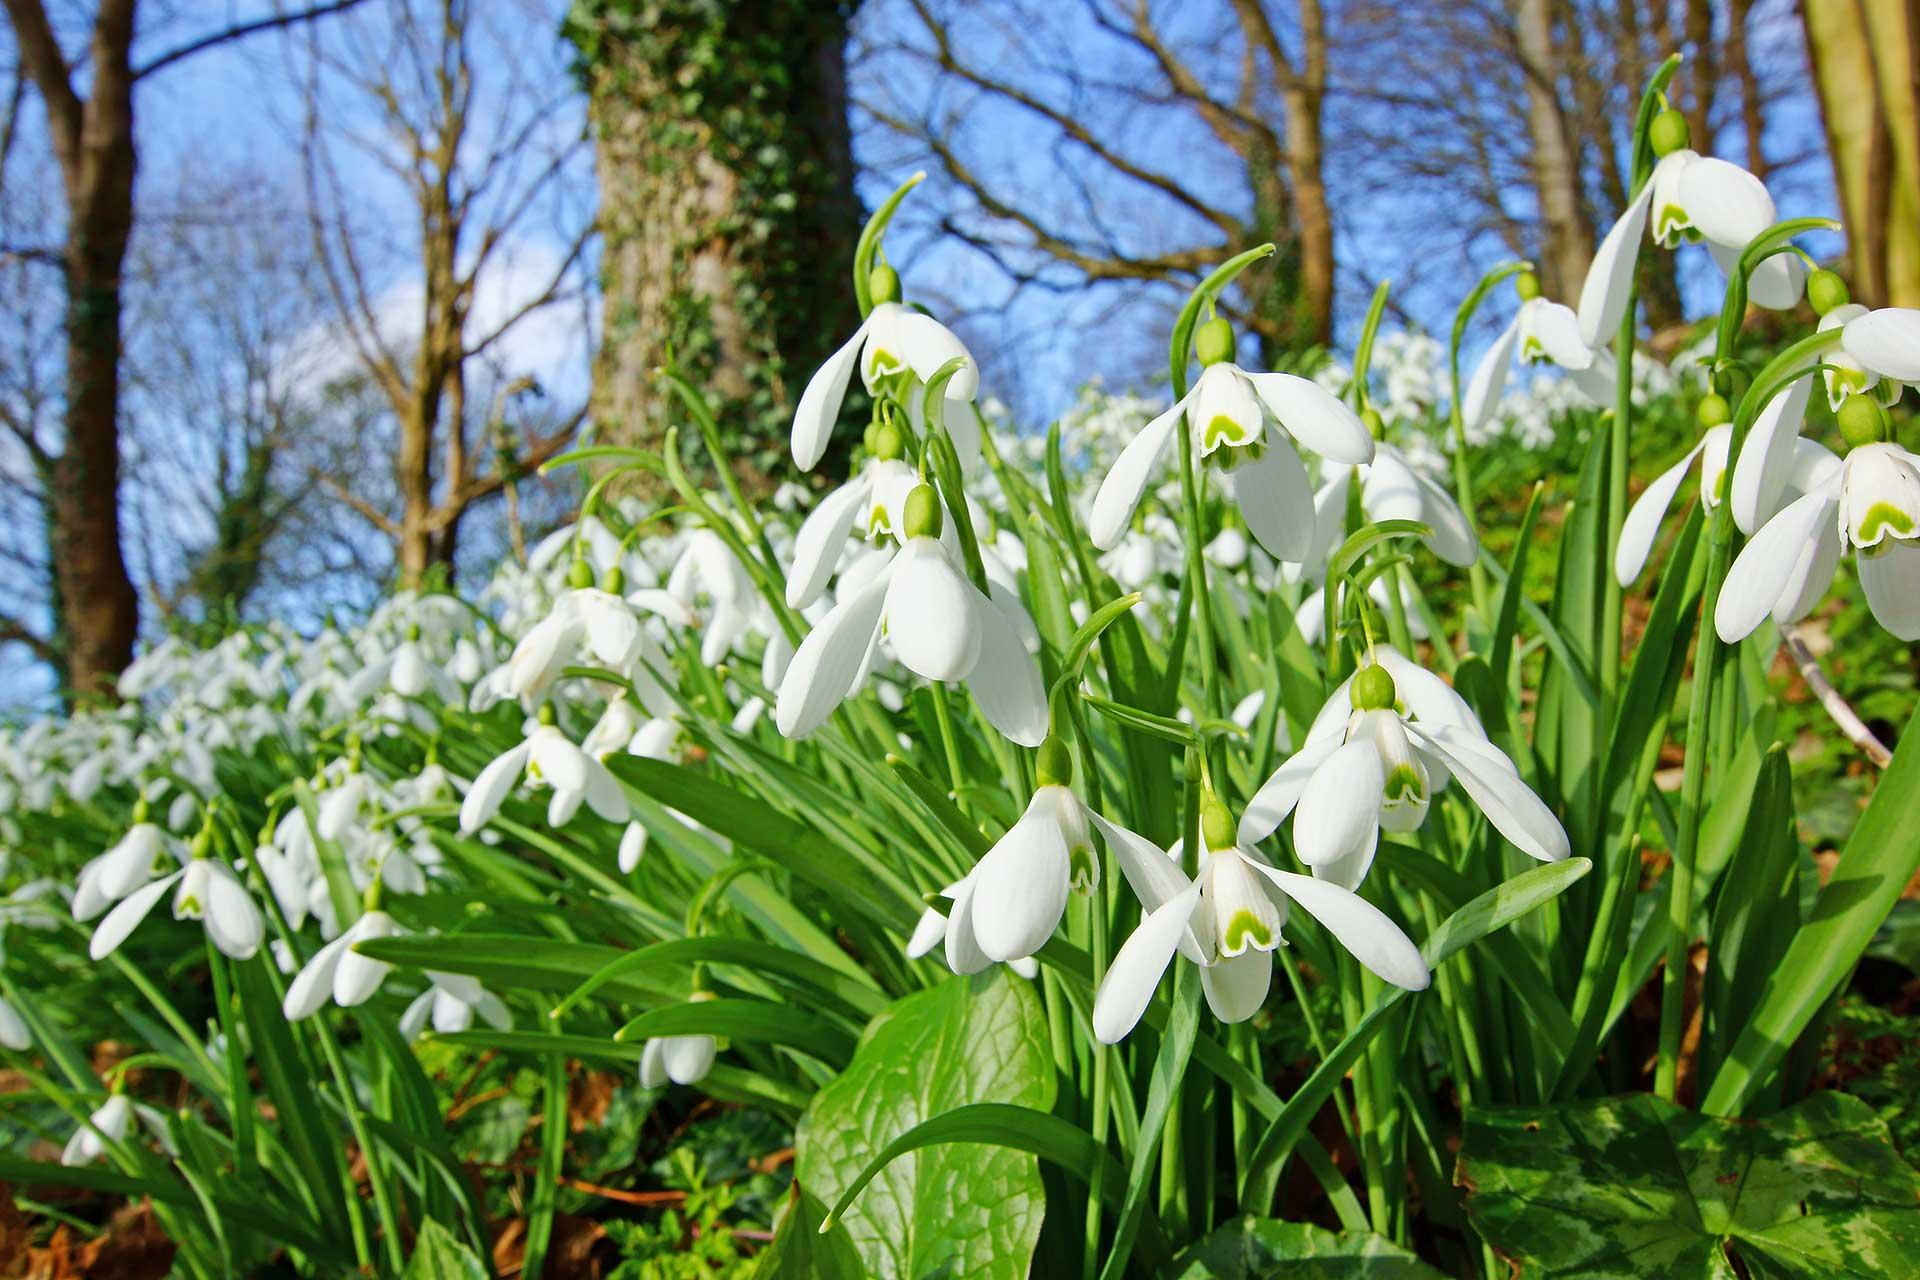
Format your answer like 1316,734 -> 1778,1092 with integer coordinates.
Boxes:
1222,909 -> 1274,954
1384,763 -> 1426,805
1202,414 -> 1252,454
1068,843 -> 1098,894
1858,502 -> 1916,545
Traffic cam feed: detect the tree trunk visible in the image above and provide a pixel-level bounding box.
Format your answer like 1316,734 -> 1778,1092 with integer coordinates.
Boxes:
8,0 -> 143,699
1804,0 -> 1920,309
1514,0 -> 1594,301
1279,0 -> 1333,351
1726,0 -> 1767,182
575,1 -> 861,488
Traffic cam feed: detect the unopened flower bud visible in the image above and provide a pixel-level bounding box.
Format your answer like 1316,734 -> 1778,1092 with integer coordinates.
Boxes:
1807,269 -> 1850,316
903,483 -> 943,540
1649,108 -> 1689,157
1350,662 -> 1397,712
1194,316 -> 1235,367
1696,393 -> 1731,428
1838,394 -> 1891,448
872,421 -> 907,461
1200,795 -> 1237,852
567,556 -> 594,590
1035,735 -> 1073,788
1514,271 -> 1541,302
1362,407 -> 1385,439
870,262 -> 901,306
599,563 -> 625,595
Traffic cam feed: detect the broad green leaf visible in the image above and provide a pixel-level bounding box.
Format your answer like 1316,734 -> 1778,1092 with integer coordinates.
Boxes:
797,973 -> 1053,1279
1458,1091 -> 1920,1278
403,1219 -> 489,1280
1704,712 -> 1920,1116
756,1182 -> 869,1279
1170,1217 -> 1449,1278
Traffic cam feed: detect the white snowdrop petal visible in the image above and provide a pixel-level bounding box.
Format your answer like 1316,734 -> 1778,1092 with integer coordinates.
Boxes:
1244,371 -> 1374,464
965,588 -> 1049,748
1843,308 -> 1920,382
775,566 -> 893,738
1254,866 -> 1429,992
89,871 -> 183,961
1716,489 -> 1838,642
787,478 -> 869,610
1412,725 -> 1569,863
1577,182 -> 1656,347
1093,882 -> 1203,1044
1200,948 -> 1272,1024
1461,317 -> 1520,433
460,743 -> 530,834
1089,397 -> 1185,550
792,319 -> 869,471
1230,429 -> 1315,561
1859,541 -> 1920,641
1615,441 -> 1705,586
1238,733 -> 1343,845
1731,377 -> 1813,535
884,543 -> 982,682
1293,739 -> 1385,867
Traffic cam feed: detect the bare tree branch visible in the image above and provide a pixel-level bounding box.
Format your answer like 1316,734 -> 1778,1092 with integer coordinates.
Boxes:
134,0 -> 370,79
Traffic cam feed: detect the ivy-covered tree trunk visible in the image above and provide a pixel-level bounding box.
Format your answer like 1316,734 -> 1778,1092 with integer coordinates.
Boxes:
570,1 -> 862,490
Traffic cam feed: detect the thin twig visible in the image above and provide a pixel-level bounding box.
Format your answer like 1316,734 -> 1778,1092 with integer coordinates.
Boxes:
1781,622 -> 1892,768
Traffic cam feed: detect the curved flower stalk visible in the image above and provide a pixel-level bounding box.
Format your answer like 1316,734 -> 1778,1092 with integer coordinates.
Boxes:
1294,577 -> 1428,647
460,720 -> 631,833
775,483 -> 1046,747
1240,649 -> 1569,888
1093,794 -> 1429,1044
1579,120 -> 1804,347
1088,318 -> 1375,563
1718,439 -> 1920,642
283,908 -> 402,1019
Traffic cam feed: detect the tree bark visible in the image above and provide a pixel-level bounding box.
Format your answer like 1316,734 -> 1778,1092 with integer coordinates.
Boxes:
1513,0 -> 1594,301
1278,0 -> 1333,351
5,0 -> 141,699
1804,0 -> 1920,309
578,1 -> 862,489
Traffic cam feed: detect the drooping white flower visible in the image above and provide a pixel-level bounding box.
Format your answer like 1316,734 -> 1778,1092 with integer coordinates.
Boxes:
1579,148 -> 1804,348
89,856 -> 265,961
786,454 -> 918,610
1091,799 -> 1428,1044
1718,441 -> 1920,642
59,1094 -> 172,1166
1241,649 -> 1568,888
400,972 -> 512,1040
1840,307 -> 1920,384
639,1033 -> 717,1087
1089,339 -> 1375,562
283,909 -> 402,1019
1463,293 -> 1606,436
0,994 -> 30,1050
459,723 -> 631,833
667,530 -> 760,667
72,822 -> 166,922
947,747 -> 1098,966
791,300 -> 978,472
1295,444 -> 1479,577
775,486 -> 1046,747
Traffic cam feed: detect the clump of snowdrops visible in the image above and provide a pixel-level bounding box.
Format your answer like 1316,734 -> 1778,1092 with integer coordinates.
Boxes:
1,56 -> 1918,1280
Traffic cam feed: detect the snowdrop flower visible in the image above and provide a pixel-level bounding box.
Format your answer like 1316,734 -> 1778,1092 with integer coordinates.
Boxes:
72,821 -> 166,921
283,909 -> 402,1019
639,1032 -> 717,1087
941,739 -> 1096,967
1840,306 -> 1920,385
1090,317 -> 1374,562
89,853 -> 264,961
1463,278 -> 1606,435
776,483 -> 1046,746
1295,444 -> 1479,577
786,428 -> 919,609
60,1094 -> 172,1166
791,266 -> 978,473
1580,116 -> 1803,347
1092,795 -> 1428,1043
0,994 -> 27,1051
667,530 -> 759,667
1241,650 -> 1569,888
1718,435 -> 1920,642
400,972 -> 511,1040
459,720 -> 630,833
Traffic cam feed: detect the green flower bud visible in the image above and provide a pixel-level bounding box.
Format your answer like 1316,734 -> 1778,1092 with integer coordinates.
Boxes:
405,622 -> 422,641
1200,794 -> 1237,852
872,421 -> 907,461
1649,108 -> 1690,158
863,419 -> 881,453
1361,407 -> 1385,439
567,556 -> 594,590
1195,315 -> 1236,367
600,562 -> 625,595
1696,393 -> 1731,428
869,262 -> 901,306
1838,394 -> 1892,448
1035,735 -> 1073,788
1514,271 -> 1542,302
1807,269 -> 1850,316
1350,662 -> 1397,712
537,702 -> 558,726
903,483 -> 943,540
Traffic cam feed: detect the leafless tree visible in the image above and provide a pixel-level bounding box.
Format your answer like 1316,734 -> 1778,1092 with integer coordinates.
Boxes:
288,0 -> 594,587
